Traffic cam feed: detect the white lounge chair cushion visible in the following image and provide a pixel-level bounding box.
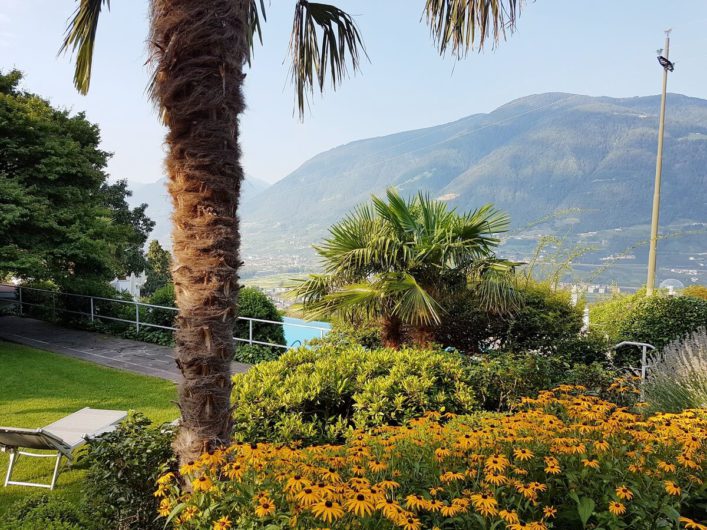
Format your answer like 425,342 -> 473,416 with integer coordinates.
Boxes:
0,407 -> 127,457
42,407 -> 126,449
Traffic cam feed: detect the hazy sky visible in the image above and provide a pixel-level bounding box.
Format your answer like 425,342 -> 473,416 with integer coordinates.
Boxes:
2,1 -> 707,184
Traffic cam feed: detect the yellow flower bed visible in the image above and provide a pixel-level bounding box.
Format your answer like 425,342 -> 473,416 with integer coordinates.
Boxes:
157,386 -> 707,529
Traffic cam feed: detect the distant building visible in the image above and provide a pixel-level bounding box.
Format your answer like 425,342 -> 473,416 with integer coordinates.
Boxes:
110,272 -> 146,300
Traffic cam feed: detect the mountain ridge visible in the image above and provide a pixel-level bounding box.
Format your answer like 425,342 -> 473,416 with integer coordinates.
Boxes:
240,92 -> 707,285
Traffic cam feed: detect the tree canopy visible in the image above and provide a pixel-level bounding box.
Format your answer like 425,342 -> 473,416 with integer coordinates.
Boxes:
291,188 -> 517,347
0,70 -> 154,285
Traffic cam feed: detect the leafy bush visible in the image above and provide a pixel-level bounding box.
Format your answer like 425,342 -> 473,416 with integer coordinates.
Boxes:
436,281 -> 583,355
159,388 -> 707,530
619,295 -> 707,351
146,282 -> 177,328
683,284 -> 707,300
465,351 -> 628,411
0,495 -> 89,530
233,343 -> 283,364
233,287 -> 286,363
80,412 -> 177,530
592,291 -> 707,355
645,328 -> 707,413
323,315 -> 383,350
231,344 -> 476,444
555,329 -> 611,365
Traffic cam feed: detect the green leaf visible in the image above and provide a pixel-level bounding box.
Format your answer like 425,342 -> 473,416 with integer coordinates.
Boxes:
576,497 -> 595,527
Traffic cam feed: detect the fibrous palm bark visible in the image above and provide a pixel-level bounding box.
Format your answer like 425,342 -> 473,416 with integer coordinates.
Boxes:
148,0 -> 247,464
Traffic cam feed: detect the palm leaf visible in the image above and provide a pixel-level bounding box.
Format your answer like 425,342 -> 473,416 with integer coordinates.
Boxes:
424,0 -> 521,57
247,0 -> 268,65
468,258 -> 522,315
289,1 -> 367,118
59,0 -> 110,94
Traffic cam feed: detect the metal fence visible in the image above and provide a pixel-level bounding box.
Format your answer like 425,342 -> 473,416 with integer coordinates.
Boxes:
0,284 -> 328,350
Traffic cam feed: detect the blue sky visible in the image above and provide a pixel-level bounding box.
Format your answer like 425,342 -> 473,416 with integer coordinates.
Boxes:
1,1 -> 706,184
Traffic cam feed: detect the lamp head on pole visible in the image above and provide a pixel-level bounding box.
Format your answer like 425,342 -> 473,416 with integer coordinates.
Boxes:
657,55 -> 675,72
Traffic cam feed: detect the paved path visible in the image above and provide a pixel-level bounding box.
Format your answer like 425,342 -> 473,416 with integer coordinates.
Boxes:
0,316 -> 251,383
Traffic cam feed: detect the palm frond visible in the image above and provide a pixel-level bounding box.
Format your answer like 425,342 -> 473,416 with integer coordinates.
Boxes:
59,0 -> 110,94
384,273 -> 443,326
247,0 -> 268,65
289,1 -> 367,119
424,0 -> 521,58
468,258 -> 523,315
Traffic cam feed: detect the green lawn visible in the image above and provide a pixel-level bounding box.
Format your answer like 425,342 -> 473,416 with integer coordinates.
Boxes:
0,341 -> 177,514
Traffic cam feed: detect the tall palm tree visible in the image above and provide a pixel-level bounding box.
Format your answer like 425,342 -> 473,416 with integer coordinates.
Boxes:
60,0 -> 521,464
291,188 -> 518,348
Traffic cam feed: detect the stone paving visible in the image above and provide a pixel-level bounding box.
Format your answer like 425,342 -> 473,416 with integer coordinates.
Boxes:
0,316 -> 251,383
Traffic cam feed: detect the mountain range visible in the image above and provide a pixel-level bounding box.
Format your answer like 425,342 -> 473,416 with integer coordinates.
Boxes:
129,92 -> 707,287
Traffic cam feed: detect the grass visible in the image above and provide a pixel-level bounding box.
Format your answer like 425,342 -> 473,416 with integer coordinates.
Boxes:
0,341 -> 177,515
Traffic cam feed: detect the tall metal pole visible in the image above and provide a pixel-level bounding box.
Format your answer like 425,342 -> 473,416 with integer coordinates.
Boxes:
646,30 -> 671,296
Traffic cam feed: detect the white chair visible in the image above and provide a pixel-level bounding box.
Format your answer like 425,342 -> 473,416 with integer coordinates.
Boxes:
0,407 -> 127,489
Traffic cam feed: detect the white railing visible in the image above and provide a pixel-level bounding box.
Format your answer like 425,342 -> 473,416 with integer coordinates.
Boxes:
0,284 -> 328,350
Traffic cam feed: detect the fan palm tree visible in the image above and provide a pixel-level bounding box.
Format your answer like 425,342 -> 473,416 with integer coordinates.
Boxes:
291,188 -> 518,348
60,0 -> 522,463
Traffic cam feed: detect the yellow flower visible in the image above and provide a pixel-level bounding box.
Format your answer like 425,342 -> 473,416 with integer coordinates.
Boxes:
192,475 -> 214,492
296,486 -> 321,506
285,474 -> 309,493
665,480 -> 681,496
405,494 -> 428,511
345,492 -> 375,517
223,462 -> 245,480
485,454 -> 510,473
400,515 -> 422,530
156,472 -> 175,485
658,460 -> 677,473
615,485 -> 633,500
311,500 -> 344,523
513,448 -> 534,461
484,471 -> 508,485
440,471 -> 465,483
680,516 -> 707,530
581,458 -> 600,469
369,460 -> 387,473
499,509 -> 520,524
470,492 -> 498,516
608,501 -> 626,516
213,516 -> 232,530
542,506 -> 557,519
179,506 -> 198,523
594,439 -> 610,453
254,500 -> 276,517
179,460 -> 199,475
157,498 -> 173,517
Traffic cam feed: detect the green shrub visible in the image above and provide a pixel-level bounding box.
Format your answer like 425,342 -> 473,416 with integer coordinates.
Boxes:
465,351 -> 628,411
619,295 -> 707,351
555,329 -> 611,365
231,344 -> 476,444
683,284 -> 707,300
233,343 -> 283,364
436,281 -> 583,355
233,287 -> 286,363
80,412 -> 176,530
323,315 -> 383,349
0,495 -> 89,530
645,328 -> 707,413
146,282 -> 177,328
592,291 -> 707,355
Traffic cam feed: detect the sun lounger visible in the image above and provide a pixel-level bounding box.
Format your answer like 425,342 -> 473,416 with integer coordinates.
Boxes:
0,407 -> 127,489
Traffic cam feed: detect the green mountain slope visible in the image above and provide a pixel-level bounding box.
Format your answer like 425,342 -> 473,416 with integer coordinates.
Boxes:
242,93 -> 707,286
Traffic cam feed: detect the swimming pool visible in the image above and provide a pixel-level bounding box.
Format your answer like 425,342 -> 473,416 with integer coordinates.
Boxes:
282,316 -> 331,347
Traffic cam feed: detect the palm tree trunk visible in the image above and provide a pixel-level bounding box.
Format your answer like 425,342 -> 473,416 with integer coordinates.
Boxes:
411,324 -> 435,349
380,314 -> 403,349
149,0 -> 248,464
